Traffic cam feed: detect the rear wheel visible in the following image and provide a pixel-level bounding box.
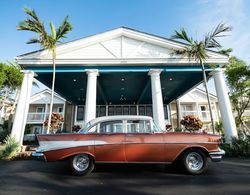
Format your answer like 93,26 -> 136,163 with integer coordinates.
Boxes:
182,149 -> 208,175
69,154 -> 94,176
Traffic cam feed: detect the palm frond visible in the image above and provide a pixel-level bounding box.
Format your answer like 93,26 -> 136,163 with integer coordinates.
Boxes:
50,21 -> 56,39
204,23 -> 232,48
171,28 -> 193,44
27,38 -> 41,44
218,48 -> 233,56
56,16 -> 72,41
17,8 -> 46,35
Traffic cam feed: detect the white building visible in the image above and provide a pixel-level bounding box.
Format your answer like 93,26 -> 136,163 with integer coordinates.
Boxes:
11,27 -> 238,143
26,89 -> 66,134
169,88 -> 220,131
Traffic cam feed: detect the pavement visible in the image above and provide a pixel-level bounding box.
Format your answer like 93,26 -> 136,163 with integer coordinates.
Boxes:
0,158 -> 250,195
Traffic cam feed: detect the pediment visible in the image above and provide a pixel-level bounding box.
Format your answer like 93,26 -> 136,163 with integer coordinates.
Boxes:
55,36 -> 174,59
17,27 -> 228,65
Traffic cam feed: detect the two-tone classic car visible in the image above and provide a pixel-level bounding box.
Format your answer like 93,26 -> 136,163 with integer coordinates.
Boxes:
32,115 -> 225,175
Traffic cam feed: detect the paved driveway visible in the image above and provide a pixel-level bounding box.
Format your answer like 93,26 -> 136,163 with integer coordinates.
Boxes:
0,158 -> 250,195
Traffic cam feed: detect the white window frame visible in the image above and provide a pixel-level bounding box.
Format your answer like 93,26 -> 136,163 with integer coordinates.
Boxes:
36,107 -> 44,113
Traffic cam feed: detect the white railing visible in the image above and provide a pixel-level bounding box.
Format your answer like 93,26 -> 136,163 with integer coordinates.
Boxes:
27,112 -> 64,123
180,110 -> 212,121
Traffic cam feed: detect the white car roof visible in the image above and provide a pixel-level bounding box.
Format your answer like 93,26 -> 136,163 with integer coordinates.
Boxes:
88,115 -> 153,126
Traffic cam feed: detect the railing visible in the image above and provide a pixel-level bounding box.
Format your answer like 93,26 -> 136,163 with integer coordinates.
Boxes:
27,112 -> 64,123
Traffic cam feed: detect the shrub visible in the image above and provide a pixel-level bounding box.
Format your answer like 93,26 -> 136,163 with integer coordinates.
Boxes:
220,137 -> 250,157
0,136 -> 20,160
0,121 -> 10,142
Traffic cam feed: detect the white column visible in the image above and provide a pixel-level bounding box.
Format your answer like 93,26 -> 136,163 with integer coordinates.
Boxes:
211,69 -> 238,143
11,70 -> 35,145
84,70 -> 99,123
148,69 -> 165,130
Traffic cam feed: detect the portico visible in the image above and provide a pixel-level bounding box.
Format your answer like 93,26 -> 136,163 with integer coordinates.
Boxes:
11,27 -> 237,144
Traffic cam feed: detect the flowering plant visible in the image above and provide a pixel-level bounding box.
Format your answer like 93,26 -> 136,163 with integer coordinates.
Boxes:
44,113 -> 64,133
72,125 -> 81,132
180,115 -> 203,132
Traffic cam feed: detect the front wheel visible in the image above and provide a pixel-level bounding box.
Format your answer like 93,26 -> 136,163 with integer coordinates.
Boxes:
182,149 -> 208,175
69,154 -> 94,176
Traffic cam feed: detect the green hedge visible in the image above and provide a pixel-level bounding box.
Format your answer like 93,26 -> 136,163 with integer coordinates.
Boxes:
220,137 -> 250,157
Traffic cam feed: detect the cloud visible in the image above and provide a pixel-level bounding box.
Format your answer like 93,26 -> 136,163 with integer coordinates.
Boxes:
192,0 -> 250,63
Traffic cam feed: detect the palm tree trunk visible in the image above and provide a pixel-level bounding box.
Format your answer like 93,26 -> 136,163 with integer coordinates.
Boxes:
200,60 -> 215,134
46,48 -> 56,134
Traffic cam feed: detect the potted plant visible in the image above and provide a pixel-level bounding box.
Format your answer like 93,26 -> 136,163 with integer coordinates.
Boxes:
180,115 -> 203,133
44,113 -> 64,134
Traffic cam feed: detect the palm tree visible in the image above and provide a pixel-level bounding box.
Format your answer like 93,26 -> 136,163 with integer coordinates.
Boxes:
17,8 -> 72,133
171,23 -> 232,133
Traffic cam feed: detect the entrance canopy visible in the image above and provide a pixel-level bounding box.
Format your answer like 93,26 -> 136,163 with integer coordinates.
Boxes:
16,27 -> 228,105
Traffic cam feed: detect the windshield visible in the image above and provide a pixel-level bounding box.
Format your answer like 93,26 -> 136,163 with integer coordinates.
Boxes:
78,122 -> 92,134
152,121 -> 165,133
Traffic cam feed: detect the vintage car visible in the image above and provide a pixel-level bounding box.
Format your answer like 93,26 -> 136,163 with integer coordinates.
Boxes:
32,115 -> 225,175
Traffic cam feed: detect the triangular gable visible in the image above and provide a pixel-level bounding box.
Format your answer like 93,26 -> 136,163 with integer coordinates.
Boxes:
178,88 -> 218,103
16,27 -> 228,65
30,89 -> 66,104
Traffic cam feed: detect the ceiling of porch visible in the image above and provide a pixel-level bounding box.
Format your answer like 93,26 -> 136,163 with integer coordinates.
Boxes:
36,70 -> 206,105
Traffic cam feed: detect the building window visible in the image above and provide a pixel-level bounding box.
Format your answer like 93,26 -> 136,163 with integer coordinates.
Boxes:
139,106 -> 145,115
145,105 -> 153,117
123,106 -> 129,115
130,106 -> 137,115
115,106 -> 122,115
36,107 -> 44,113
99,106 -> 106,117
76,106 -> 84,121
181,104 -> 193,111
108,106 -> 115,116
58,107 -> 63,113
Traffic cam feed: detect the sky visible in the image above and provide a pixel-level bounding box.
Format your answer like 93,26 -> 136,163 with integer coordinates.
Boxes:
0,0 -> 249,94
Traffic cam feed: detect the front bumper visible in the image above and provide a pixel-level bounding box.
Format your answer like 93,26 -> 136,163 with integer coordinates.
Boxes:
209,149 -> 225,162
32,151 -> 44,157
32,148 -> 46,161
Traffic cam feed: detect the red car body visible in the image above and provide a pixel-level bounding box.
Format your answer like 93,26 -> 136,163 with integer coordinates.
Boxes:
33,116 -> 225,175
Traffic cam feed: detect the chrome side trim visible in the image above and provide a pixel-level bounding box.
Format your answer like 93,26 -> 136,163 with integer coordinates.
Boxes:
38,140 -> 218,152
209,149 -> 225,162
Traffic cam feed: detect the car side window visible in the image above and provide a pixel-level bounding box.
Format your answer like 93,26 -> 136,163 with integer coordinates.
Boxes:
126,120 -> 151,133
99,120 -> 124,134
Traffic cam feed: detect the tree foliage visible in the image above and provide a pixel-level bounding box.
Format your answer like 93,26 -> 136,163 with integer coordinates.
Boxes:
225,57 -> 250,131
0,62 -> 23,96
17,8 -> 72,50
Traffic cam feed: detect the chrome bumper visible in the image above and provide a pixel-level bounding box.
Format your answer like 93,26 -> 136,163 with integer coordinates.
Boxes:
32,151 -> 44,157
209,149 -> 225,162
32,148 -> 46,161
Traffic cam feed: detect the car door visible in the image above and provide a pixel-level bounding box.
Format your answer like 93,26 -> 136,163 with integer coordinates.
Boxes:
125,119 -> 165,162
94,120 -> 126,162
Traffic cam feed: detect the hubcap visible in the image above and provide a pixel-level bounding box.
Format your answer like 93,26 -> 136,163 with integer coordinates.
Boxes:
186,152 -> 204,171
73,154 -> 90,172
